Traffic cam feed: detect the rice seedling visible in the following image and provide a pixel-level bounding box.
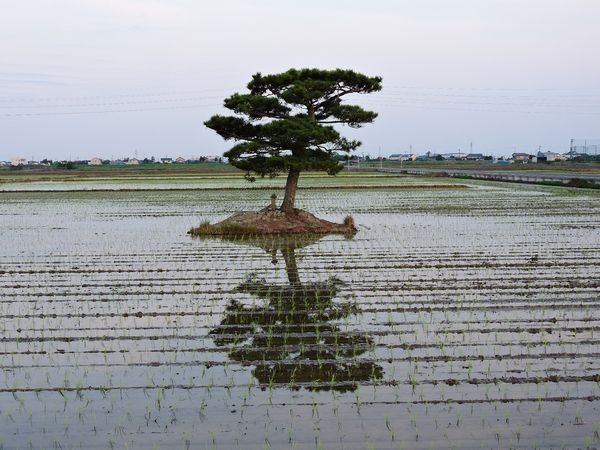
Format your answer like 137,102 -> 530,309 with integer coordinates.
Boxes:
0,175 -> 598,448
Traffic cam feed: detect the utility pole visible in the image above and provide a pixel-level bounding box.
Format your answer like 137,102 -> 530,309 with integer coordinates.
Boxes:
378,146 -> 382,170
570,138 -> 574,155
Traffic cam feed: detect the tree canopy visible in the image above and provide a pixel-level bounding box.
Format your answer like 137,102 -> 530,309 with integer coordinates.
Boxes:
205,68 -> 382,212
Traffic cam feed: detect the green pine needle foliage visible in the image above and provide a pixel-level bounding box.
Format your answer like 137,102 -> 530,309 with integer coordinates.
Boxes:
204,68 -> 382,180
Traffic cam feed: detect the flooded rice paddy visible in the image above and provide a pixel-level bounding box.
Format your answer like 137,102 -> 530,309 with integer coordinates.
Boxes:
1,177 -> 599,449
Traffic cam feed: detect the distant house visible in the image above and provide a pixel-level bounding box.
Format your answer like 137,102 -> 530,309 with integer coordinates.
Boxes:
160,157 -> 173,164
125,158 -> 139,165
0,161 -> 8,166
442,152 -> 466,160
537,151 -> 563,162
466,153 -> 484,161
566,151 -> 585,159
389,153 -> 416,161
512,152 -> 535,162
175,157 -> 187,164
416,151 -> 439,161
11,157 -> 27,166
88,157 -> 103,165
205,155 -> 220,162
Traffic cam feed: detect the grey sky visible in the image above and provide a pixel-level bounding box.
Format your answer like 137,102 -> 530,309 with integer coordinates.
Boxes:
1,0 -> 599,160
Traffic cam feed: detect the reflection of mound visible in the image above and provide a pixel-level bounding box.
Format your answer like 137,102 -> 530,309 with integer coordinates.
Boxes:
214,233 -> 326,253
206,234 -> 383,392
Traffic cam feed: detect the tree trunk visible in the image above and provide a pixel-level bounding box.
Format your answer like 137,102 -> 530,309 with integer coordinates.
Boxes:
280,169 -> 300,213
280,247 -> 300,286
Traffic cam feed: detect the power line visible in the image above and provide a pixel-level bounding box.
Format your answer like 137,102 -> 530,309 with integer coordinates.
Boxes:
377,91 -> 600,105
2,86 -> 600,117
385,84 -> 600,92
356,98 -> 600,115
0,96 -> 223,109
0,87 -> 236,103
4,100 -> 599,117
0,103 -> 222,117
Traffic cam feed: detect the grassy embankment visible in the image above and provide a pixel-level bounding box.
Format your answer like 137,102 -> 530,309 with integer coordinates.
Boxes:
0,162 -> 239,183
2,160 -> 599,190
358,159 -> 600,172
0,163 -> 470,191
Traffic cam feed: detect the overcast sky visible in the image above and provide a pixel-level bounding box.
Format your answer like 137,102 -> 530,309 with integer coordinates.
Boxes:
1,0 -> 599,160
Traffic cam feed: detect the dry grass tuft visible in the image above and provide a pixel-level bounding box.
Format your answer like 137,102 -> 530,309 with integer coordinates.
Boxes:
343,215 -> 356,230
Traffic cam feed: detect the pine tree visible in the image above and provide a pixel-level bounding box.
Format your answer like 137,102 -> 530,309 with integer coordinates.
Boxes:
205,68 -> 382,212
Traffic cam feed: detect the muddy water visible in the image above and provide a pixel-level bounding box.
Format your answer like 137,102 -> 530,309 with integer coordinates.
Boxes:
0,184 -> 599,449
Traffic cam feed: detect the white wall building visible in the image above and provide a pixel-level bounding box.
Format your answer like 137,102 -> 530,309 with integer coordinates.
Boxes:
542,151 -> 563,162
388,153 -> 416,161
11,157 -> 27,166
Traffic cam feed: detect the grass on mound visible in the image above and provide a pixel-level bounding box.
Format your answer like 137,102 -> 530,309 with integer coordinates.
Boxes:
188,220 -> 261,236
189,215 -> 356,237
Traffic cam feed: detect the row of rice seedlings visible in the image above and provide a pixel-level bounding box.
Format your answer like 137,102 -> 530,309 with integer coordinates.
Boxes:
1,181 -> 598,448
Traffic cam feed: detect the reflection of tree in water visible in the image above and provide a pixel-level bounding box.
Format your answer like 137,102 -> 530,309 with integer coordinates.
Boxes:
209,235 -> 383,392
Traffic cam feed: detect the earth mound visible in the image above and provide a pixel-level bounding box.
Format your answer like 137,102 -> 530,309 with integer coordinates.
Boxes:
189,208 -> 356,236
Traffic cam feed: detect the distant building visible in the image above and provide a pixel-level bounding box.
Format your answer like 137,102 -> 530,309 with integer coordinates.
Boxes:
88,157 -> 103,165
565,151 -> 588,160
416,151 -> 439,161
160,157 -> 173,164
389,153 -> 416,161
0,161 -> 8,166
175,157 -> 187,164
512,153 -> 535,163
442,152 -> 466,160
11,157 -> 27,166
538,151 -> 563,162
466,153 -> 484,161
